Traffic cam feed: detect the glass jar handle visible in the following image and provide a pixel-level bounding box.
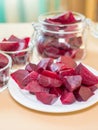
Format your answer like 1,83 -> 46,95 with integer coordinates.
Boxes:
86,18 -> 98,38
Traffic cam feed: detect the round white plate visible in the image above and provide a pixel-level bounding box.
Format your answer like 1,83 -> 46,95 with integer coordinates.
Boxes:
8,65 -> 98,113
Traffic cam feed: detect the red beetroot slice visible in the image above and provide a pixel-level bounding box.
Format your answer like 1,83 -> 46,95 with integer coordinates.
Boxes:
49,87 -> 63,96
35,92 -> 57,105
37,74 -> 62,88
44,46 -> 60,58
74,86 -> 94,101
59,68 -> 76,78
25,63 -> 37,73
0,41 -> 19,51
37,58 -> 53,72
57,56 -> 77,68
47,11 -> 77,24
11,69 -> 29,89
41,70 -> 59,79
60,92 -> 76,104
24,80 -> 48,93
50,62 -> 68,72
87,85 -> 97,92
8,35 -> 20,41
22,71 -> 39,86
63,75 -> 82,92
75,63 -> 98,86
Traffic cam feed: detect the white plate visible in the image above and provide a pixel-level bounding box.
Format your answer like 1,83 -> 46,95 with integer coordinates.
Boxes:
8,65 -> 98,113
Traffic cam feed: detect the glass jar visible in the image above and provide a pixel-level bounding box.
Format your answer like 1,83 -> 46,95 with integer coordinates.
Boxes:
32,11 -> 88,61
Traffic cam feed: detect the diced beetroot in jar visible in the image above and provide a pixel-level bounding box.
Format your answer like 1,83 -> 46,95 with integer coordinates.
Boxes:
46,11 -> 78,24
0,41 -> 19,51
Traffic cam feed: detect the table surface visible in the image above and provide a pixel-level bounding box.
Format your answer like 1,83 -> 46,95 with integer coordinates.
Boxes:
0,23 -> 98,130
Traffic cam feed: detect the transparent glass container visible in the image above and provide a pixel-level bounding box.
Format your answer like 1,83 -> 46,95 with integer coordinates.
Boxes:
32,11 -> 88,61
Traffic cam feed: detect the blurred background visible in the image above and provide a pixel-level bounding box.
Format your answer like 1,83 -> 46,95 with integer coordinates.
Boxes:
0,0 -> 98,23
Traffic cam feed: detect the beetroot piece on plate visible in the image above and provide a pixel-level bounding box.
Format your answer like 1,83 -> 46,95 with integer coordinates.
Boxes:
63,75 -> 82,92
60,91 -> 76,104
37,58 -> 53,72
24,80 -> 48,93
35,92 -> 57,105
50,62 -> 68,72
57,56 -> 77,68
74,86 -> 94,101
22,71 -> 38,86
25,63 -> 37,73
11,69 -> 29,89
59,68 -> 76,78
37,74 -> 62,88
75,63 -> 98,86
49,87 -> 63,96
41,70 -> 59,79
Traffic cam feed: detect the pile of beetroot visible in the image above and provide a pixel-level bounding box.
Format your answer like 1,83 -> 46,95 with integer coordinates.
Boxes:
11,56 -> 98,105
36,11 -> 84,60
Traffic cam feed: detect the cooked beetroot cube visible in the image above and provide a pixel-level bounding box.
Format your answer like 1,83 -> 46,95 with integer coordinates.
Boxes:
37,74 -> 50,87
44,46 -> 60,58
37,74 -> 62,88
86,85 -> 97,92
41,70 -> 59,79
59,68 -> 76,78
74,86 -> 94,101
60,92 -> 76,104
49,87 -> 63,96
69,36 -> 82,49
57,56 -> 77,68
11,69 -> 29,89
22,71 -> 38,86
63,75 -> 82,91
37,58 -> 53,72
35,92 -> 57,105
25,63 -> 37,73
8,35 -> 20,41
24,80 -> 48,93
24,37 -> 30,45
0,41 -> 19,51
50,62 -> 68,72
46,11 -> 77,24
75,63 -> 98,86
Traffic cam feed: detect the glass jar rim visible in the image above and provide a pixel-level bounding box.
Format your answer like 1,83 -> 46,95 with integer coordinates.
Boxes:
0,51 -> 12,72
38,11 -> 86,27
0,46 -> 31,54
